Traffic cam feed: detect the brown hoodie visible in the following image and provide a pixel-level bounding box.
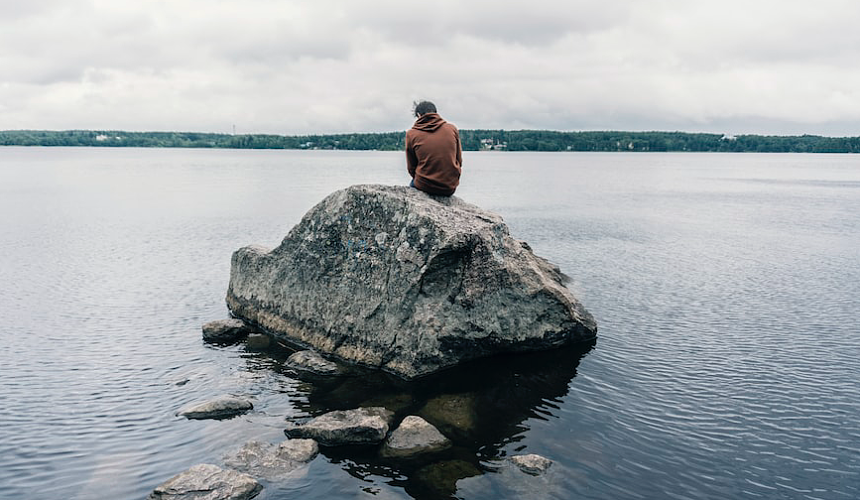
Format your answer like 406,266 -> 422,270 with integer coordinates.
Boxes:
405,113 -> 462,196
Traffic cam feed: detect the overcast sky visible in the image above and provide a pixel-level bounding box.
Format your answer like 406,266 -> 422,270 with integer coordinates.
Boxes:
2,0 -> 859,136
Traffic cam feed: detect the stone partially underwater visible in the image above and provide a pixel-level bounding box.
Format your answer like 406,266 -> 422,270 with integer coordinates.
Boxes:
227,184 -> 596,379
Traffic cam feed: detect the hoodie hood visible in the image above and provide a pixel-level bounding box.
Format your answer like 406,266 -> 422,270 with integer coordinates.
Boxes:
412,113 -> 446,132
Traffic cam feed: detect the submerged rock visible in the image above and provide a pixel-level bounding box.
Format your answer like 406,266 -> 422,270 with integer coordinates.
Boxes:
202,319 -> 254,343
510,454 -> 553,475
177,396 -> 253,420
286,350 -> 340,375
284,407 -> 393,446
418,393 -> 477,439
381,416 -> 451,458
148,463 -> 261,500
245,333 -> 270,350
227,184 -> 596,379
360,393 -> 414,413
414,460 -> 482,498
223,439 -> 318,480
275,438 -> 320,463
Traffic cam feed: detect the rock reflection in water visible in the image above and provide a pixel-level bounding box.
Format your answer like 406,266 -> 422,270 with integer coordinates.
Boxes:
249,337 -> 594,499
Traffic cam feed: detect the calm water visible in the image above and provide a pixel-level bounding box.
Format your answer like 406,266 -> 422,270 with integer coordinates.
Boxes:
1,148 -> 858,500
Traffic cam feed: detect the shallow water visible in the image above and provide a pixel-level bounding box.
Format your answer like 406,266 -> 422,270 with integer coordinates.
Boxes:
1,148 -> 858,499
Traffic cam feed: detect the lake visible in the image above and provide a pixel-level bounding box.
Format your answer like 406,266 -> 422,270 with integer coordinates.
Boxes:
1,147 -> 858,499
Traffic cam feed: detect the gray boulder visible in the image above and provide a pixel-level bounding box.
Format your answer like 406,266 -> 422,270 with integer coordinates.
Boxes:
510,453 -> 553,475
381,415 -> 451,458
286,350 -> 340,375
223,439 -> 318,480
148,463 -> 261,500
285,407 -> 393,446
202,319 -> 254,342
177,396 -> 253,420
227,184 -> 596,379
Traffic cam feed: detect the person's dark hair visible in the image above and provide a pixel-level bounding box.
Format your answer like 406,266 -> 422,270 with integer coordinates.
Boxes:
412,100 -> 437,117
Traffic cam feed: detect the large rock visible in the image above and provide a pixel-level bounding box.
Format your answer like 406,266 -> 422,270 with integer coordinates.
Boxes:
177,396 -> 253,420
227,184 -> 596,379
148,463 -> 261,500
284,407 -> 393,446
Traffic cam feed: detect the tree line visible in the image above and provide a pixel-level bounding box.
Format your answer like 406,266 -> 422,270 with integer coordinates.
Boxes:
2,129 -> 859,153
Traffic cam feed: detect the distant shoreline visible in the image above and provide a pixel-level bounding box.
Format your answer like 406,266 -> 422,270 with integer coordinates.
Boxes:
2,129 -> 859,153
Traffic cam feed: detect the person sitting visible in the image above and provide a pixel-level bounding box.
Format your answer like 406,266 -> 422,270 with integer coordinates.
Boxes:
405,101 -> 463,196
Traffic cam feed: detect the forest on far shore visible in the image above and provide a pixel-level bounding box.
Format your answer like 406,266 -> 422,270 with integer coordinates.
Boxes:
2,129 -> 859,153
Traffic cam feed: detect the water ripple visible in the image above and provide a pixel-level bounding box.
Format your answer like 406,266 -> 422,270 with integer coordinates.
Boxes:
2,150 -> 860,499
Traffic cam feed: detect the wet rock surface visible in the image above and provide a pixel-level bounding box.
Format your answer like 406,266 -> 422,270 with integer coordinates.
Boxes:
202,319 -> 254,343
360,393 -> 414,413
244,333 -> 270,350
381,415 -> 451,458
223,439 -> 318,480
227,184 -> 596,379
177,396 -> 253,420
147,463 -> 261,500
157,335 -> 594,500
285,406 -> 394,446
286,350 -> 340,375
418,393 -> 477,439
510,453 -> 553,475
413,459 -> 482,498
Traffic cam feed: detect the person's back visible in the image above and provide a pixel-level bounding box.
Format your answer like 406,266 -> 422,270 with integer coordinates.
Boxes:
405,101 -> 462,196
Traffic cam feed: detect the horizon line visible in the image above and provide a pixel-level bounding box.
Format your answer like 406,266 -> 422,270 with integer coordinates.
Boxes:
3,128 -> 859,139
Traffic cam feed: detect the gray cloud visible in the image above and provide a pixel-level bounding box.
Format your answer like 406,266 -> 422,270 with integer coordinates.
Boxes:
1,0 -> 859,135
336,0 -> 635,46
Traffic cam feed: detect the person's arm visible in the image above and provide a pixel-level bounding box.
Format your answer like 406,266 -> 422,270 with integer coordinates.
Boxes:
455,129 -> 463,167
405,132 -> 418,177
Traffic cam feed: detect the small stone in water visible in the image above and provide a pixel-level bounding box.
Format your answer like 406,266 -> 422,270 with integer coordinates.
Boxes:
510,453 -> 553,475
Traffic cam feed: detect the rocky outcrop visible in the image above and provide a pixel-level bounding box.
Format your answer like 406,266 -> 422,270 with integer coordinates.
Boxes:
223,439 -> 318,480
148,463 -> 261,500
227,184 -> 596,379
381,416 -> 451,458
177,396 -> 253,420
202,319 -> 254,343
510,454 -> 553,475
284,407 -> 394,446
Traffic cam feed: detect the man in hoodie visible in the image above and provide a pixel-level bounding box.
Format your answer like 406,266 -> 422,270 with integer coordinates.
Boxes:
406,101 -> 463,196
